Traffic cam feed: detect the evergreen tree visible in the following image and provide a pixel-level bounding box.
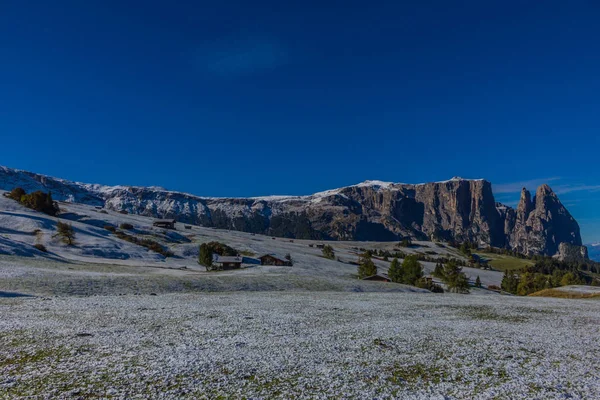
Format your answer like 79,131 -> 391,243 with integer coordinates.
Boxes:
433,263 -> 445,279
442,260 -> 470,293
322,245 -> 335,260
358,254 -> 377,279
388,257 -> 402,283
198,243 -> 213,270
501,270 -> 519,294
401,255 -> 424,285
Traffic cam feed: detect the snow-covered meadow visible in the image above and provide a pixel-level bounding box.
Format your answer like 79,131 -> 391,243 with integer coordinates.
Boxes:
1,191 -> 599,398
1,292 -> 599,399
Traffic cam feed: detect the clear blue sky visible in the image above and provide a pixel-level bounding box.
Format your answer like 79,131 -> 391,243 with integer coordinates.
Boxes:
1,1 -> 599,242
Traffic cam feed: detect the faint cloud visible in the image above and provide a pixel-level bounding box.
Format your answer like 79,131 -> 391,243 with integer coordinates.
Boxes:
493,177 -> 561,194
195,37 -> 288,77
551,184 -> 600,195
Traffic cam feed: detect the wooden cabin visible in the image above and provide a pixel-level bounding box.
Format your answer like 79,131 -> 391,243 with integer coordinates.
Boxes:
259,254 -> 292,266
153,219 -> 176,229
362,273 -> 391,282
212,255 -> 243,270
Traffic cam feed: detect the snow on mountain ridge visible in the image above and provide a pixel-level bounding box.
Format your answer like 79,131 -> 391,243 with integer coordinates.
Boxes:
0,165 -> 489,203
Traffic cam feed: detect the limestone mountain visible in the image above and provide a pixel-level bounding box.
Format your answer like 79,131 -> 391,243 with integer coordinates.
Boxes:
0,166 -> 586,257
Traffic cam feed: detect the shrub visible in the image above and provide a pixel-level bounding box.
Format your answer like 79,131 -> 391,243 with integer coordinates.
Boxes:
104,225 -> 117,233
55,221 -> 75,245
33,244 -> 47,252
322,245 -> 335,260
113,230 -> 173,257
415,277 -> 444,293
203,241 -> 238,256
8,187 -> 26,201
7,188 -> 59,216
120,223 -> 134,230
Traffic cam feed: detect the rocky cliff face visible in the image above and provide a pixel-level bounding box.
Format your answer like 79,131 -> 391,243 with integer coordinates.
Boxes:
0,167 -> 585,257
508,185 -> 583,256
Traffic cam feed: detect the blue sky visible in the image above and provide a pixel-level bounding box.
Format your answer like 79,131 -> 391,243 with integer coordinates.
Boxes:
1,1 -> 599,242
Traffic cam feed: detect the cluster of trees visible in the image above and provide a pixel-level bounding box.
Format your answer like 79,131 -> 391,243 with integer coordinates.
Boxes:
322,245 -> 335,260
456,241 -> 478,257
501,259 -> 597,295
398,238 -> 413,248
357,254 -> 443,292
6,187 -> 59,216
432,260 -> 470,293
199,241 -> 239,271
388,255 -> 423,286
363,247 -> 469,267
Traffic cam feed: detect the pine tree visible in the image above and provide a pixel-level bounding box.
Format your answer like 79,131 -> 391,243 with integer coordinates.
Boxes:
198,243 -> 213,270
442,260 -> 470,293
501,270 -> 519,294
358,254 -> 377,279
388,257 -> 402,283
401,255 -> 424,285
322,245 -> 335,260
433,263 -> 445,279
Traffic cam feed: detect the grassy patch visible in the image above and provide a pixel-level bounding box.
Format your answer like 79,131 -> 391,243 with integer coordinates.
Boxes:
473,252 -> 534,271
386,362 -> 449,385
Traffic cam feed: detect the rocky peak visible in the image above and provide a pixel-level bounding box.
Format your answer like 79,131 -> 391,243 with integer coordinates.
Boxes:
516,188 -> 533,222
511,184 -> 583,256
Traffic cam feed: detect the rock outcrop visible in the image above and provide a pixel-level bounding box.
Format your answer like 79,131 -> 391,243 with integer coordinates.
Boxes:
0,167 -> 585,257
555,243 -> 589,262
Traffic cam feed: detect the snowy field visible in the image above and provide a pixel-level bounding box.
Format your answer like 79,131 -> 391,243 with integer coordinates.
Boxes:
1,192 -> 599,398
1,292 -> 599,399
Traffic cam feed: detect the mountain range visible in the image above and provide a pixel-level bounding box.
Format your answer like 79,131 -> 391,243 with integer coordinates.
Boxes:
0,166 -> 587,259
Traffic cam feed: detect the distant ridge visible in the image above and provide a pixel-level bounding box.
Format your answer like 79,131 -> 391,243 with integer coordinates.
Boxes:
0,165 -> 586,258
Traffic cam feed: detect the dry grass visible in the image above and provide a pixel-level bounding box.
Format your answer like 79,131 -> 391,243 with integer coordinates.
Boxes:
529,288 -> 600,299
